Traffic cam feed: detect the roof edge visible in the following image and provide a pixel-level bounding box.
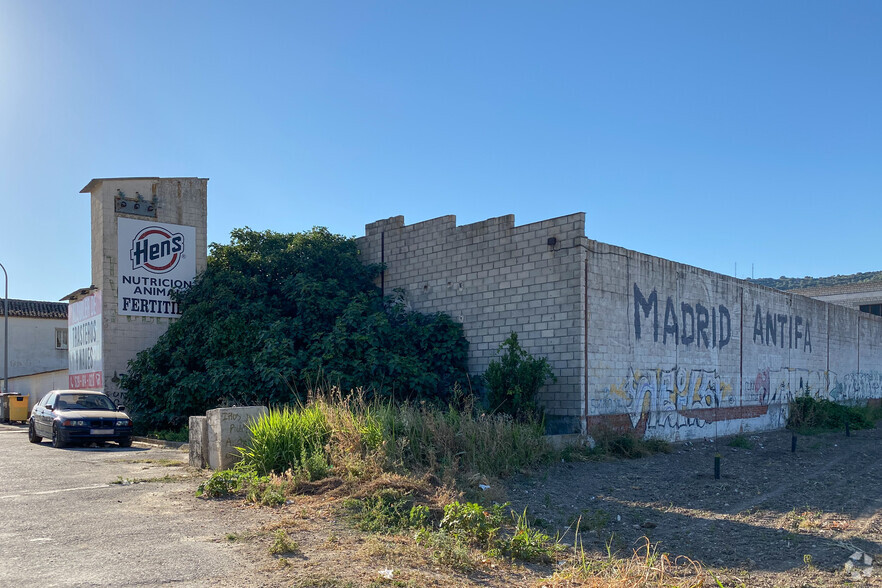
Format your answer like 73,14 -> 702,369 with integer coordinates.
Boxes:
80,177 -> 161,193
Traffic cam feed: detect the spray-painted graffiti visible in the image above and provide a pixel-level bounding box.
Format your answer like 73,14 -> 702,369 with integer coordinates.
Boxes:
750,368 -> 828,406
633,284 -> 731,349
104,385 -> 127,407
829,371 -> 882,402
752,306 -> 812,352
611,366 -> 736,432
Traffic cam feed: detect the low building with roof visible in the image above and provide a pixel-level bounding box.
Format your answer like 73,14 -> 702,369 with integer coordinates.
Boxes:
789,282 -> 882,318
0,299 -> 69,407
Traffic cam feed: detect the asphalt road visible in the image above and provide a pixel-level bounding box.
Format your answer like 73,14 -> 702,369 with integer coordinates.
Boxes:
0,423 -> 276,587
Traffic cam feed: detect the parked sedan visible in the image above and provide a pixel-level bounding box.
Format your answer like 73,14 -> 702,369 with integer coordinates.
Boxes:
29,390 -> 133,448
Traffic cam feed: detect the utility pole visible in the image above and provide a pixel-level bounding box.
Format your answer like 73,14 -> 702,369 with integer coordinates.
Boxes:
0,262 -> 7,394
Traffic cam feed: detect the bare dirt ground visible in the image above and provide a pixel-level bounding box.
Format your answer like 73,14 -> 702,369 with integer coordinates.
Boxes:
505,424 -> 882,587
210,423 -> 882,587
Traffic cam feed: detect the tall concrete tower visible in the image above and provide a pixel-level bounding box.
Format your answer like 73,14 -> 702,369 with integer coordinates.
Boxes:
69,177 -> 208,405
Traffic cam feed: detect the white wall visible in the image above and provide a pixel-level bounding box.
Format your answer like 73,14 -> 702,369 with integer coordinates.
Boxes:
0,316 -> 68,384
7,369 -> 69,410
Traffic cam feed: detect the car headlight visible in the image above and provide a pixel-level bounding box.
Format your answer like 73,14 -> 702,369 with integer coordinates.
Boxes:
116,419 -> 132,427
62,420 -> 87,427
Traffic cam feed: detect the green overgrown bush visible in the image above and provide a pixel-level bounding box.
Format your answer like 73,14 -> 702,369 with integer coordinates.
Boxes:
482,332 -> 556,420
120,227 -> 470,430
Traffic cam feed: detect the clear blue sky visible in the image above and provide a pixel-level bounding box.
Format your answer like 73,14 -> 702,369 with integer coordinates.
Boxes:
2,1 -> 880,302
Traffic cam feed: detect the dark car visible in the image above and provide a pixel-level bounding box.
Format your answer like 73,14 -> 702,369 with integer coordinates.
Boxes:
28,390 -> 133,448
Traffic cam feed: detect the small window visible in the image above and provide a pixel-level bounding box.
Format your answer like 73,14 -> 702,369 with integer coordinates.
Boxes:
859,304 -> 882,317
55,328 -> 68,350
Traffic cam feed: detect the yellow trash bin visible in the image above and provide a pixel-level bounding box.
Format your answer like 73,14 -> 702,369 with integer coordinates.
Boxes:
8,395 -> 29,423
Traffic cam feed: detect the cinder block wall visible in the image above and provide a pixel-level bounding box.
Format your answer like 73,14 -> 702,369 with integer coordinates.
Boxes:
358,213 -> 587,433
585,239 -> 882,441
361,212 -> 882,441
84,177 -> 208,406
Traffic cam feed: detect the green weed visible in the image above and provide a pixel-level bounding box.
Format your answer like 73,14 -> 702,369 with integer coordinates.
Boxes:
343,489 -> 429,533
268,529 -> 299,555
504,508 -> 560,562
727,434 -> 754,449
415,528 -> 476,572
239,405 -> 331,476
196,466 -> 259,498
439,501 -> 507,548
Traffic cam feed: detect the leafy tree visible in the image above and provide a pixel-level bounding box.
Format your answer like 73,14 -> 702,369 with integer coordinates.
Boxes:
482,333 -> 556,420
120,227 -> 469,429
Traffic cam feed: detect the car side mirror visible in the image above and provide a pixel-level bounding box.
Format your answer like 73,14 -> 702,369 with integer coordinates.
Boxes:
117,406 -> 126,412
45,405 -> 53,411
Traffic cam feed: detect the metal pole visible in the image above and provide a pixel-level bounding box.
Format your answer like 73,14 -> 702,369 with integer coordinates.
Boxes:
0,262 -> 7,395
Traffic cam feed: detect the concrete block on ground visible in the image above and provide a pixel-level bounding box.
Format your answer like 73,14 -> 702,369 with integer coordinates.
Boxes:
205,406 -> 268,470
188,415 -> 208,468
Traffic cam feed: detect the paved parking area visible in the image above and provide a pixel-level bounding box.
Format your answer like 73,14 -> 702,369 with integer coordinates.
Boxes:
0,423 -> 276,587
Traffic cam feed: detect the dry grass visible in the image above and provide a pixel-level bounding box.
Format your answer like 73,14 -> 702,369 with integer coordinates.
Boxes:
545,536 -> 713,588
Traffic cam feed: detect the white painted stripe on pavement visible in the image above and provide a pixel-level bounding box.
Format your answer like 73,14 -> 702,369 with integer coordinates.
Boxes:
1,483 -> 113,499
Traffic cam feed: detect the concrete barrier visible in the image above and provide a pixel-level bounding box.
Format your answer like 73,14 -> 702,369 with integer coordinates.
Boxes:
188,415 -> 208,468
199,406 -> 267,470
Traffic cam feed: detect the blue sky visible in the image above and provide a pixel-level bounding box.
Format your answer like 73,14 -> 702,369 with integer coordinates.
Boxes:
1,1 -> 880,301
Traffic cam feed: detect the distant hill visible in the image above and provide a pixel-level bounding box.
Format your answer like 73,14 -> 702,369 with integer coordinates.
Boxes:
748,271 -> 882,291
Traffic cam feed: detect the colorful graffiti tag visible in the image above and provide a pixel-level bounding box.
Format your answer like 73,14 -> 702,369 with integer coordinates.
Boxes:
829,371 -> 882,402
613,366 -> 735,432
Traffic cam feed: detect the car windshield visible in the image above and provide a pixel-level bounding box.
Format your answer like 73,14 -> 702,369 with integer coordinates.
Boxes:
55,394 -> 116,411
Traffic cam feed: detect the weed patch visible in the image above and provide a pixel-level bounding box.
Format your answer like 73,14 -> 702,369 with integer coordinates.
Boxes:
578,426 -> 673,460
268,529 -> 299,555
788,396 -> 877,433
239,405 -> 331,476
505,508 -> 561,562
727,434 -> 754,449
547,534 -> 710,587
343,489 -> 430,533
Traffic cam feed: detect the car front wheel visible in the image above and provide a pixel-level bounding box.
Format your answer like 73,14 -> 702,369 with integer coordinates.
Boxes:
28,420 -> 42,444
118,437 -> 133,448
52,423 -> 66,449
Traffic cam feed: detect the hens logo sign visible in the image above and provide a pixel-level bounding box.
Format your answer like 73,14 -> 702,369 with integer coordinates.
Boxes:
130,225 -> 185,273
118,218 -> 196,317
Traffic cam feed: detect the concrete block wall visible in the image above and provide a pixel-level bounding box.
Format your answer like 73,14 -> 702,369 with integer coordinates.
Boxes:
358,213 -> 587,433
82,177 -> 208,406
585,240 -> 743,440
585,238 -> 882,441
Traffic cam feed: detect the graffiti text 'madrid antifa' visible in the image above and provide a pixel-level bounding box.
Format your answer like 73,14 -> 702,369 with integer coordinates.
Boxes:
633,284 -> 731,349
633,284 -> 813,353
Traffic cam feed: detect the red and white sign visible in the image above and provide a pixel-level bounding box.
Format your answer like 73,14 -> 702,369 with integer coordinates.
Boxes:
68,290 -> 103,390
118,218 -> 197,317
